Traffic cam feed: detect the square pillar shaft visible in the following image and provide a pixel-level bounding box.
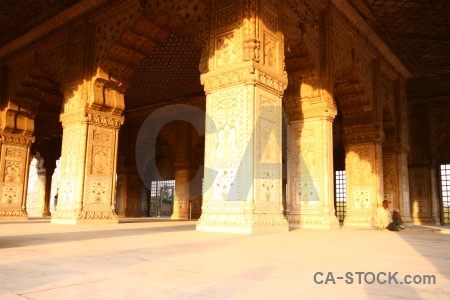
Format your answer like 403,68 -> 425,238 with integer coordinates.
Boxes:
287,116 -> 339,229
343,132 -> 384,226
0,133 -> 34,219
52,80 -> 124,224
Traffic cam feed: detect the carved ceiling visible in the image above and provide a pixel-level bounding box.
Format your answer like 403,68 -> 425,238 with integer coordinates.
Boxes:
1,0 -> 449,103
349,0 -> 450,100
124,33 -> 203,110
0,0 -> 82,47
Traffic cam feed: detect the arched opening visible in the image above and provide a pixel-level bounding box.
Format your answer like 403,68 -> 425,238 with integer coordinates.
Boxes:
99,13 -> 206,220
333,112 -> 346,222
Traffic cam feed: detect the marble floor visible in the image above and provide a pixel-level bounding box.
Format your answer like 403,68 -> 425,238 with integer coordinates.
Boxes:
1,218 -> 449,299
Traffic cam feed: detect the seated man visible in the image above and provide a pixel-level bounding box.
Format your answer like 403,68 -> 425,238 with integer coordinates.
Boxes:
376,200 -> 391,230
392,209 -> 405,230
376,200 -> 405,231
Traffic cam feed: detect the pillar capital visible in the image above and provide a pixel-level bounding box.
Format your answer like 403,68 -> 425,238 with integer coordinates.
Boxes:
286,99 -> 337,121
382,142 -> 410,155
200,62 -> 288,96
0,133 -> 35,147
342,130 -> 385,146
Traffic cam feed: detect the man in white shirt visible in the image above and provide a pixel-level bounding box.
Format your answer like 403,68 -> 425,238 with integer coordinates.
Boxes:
375,200 -> 405,231
376,200 -> 391,229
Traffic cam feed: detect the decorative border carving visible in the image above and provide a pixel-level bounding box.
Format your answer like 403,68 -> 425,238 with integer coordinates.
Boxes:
0,133 -> 35,146
0,0 -> 109,58
343,131 -> 384,145
330,0 -> 411,79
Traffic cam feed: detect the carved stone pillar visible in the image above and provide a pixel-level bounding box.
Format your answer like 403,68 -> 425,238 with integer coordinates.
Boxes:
0,133 -> 34,219
115,138 -> 128,217
172,169 -> 190,219
116,172 -> 128,217
172,122 -> 190,219
408,102 -> 440,224
343,132 -> 384,226
430,164 -> 441,225
33,168 -> 52,217
125,171 -> 141,217
409,166 -> 438,224
125,124 -> 141,217
286,114 -> 340,229
383,143 -> 412,223
52,79 -> 124,224
189,166 -> 203,219
0,100 -> 35,220
32,146 -> 58,217
196,0 -> 288,233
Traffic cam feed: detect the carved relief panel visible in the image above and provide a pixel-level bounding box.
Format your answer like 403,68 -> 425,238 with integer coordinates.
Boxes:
255,89 -> 282,212
410,167 -> 432,219
84,126 -> 115,207
93,5 -> 142,70
429,106 -> 450,163
332,17 -> 374,108
281,0 -> 320,77
58,126 -> 84,209
380,69 -> 396,142
408,107 -> 428,164
6,37 -> 67,104
383,153 -> 398,209
204,87 -> 244,209
216,31 -> 237,67
0,144 -> 28,210
289,120 -> 323,211
115,173 -> 127,216
209,0 -> 243,71
345,143 -> 381,220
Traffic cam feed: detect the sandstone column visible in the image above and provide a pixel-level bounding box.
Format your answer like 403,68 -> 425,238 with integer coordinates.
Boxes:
286,114 -> 339,229
383,143 -> 412,223
116,170 -> 128,217
52,79 -> 124,224
196,0 -> 289,233
189,169 -> 203,219
125,124 -> 142,217
343,132 -> 384,226
0,103 -> 34,220
33,168 -> 52,217
33,143 -> 60,217
385,77 -> 412,223
282,5 -> 339,228
172,122 -> 190,219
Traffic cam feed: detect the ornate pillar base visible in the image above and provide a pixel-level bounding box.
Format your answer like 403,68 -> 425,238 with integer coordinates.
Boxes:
51,210 -> 118,224
343,215 -> 374,227
410,217 -> 439,225
0,211 -> 28,220
288,214 -> 340,229
402,215 -> 413,224
42,210 -> 51,217
197,212 -> 288,234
